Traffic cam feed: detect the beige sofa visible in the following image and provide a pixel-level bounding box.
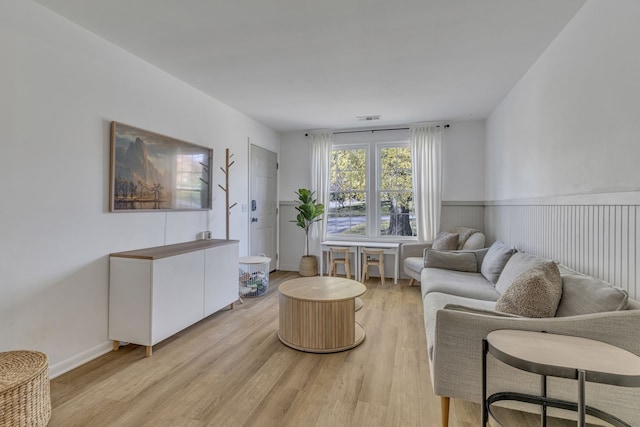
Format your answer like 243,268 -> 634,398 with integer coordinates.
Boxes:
417,242 -> 640,426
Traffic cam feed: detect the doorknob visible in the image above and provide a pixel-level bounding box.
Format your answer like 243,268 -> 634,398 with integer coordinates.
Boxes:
251,217 -> 258,223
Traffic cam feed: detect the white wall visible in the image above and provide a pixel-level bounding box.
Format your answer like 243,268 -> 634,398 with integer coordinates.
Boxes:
279,132 -> 311,201
278,132 -> 309,270
0,0 -> 279,377
441,121 -> 485,201
484,1 -> 640,294
486,0 -> 640,202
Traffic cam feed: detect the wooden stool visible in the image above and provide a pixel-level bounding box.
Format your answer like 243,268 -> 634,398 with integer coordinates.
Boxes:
361,248 -> 385,285
328,247 -> 351,279
0,350 -> 51,427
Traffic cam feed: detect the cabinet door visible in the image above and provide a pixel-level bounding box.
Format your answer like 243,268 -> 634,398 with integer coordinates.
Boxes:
204,242 -> 239,316
109,257 -> 153,346
152,251 -> 205,344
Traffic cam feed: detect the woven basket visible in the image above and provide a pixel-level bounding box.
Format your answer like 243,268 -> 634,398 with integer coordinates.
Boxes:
0,351 -> 51,427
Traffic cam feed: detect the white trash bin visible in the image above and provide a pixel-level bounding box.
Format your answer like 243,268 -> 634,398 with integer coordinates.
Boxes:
238,255 -> 271,297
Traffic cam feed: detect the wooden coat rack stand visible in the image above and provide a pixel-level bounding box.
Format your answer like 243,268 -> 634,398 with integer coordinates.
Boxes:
218,148 -> 237,240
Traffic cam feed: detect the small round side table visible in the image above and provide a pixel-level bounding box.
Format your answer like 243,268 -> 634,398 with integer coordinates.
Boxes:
0,350 -> 51,427
482,330 -> 640,427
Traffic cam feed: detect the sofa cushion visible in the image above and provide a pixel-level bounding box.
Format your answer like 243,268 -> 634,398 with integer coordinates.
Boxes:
455,227 -> 478,250
421,268 -> 500,301
480,241 -> 515,284
556,272 -> 629,316
495,262 -> 563,318
432,231 -> 459,250
495,252 -> 550,295
424,249 -> 477,272
472,247 -> 490,272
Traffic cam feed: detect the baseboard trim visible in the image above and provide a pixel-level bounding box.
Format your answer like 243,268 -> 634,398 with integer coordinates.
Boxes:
49,341 -> 112,379
279,264 -> 300,272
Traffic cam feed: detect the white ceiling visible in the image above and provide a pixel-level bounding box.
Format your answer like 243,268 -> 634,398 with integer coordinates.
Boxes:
35,0 -> 585,133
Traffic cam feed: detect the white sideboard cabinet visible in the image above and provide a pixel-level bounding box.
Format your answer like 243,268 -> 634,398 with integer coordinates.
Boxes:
109,239 -> 239,356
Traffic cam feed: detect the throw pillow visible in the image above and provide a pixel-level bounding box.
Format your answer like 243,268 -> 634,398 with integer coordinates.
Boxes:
555,273 -> 629,317
455,227 -> 478,250
495,262 -> 563,318
424,249 -> 477,272
495,252 -> 550,295
480,241 -> 515,284
432,231 -> 459,250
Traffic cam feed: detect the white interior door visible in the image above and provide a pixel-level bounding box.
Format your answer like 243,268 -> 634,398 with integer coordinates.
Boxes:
249,144 -> 277,271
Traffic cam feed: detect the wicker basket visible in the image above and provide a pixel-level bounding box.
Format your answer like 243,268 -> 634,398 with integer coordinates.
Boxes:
0,351 -> 51,427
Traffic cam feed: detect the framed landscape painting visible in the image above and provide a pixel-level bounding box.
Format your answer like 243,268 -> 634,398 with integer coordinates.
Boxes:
109,121 -> 212,212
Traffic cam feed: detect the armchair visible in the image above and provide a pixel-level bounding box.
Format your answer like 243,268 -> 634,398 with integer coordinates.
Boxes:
401,228 -> 485,286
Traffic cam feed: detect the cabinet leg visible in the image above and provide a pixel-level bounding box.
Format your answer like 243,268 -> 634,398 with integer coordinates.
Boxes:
145,346 -> 152,357
229,302 -> 234,309
113,340 -> 120,351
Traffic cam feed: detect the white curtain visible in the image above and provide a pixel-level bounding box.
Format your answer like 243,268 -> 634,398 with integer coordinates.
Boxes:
309,131 -> 333,257
410,126 -> 443,243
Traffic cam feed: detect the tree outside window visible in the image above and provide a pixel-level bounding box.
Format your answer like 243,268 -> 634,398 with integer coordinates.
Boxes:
379,146 -> 415,237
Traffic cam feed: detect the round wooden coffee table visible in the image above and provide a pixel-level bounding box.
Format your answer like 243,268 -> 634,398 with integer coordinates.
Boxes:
278,277 -> 366,353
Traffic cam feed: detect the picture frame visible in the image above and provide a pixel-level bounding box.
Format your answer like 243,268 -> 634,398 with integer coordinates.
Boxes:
109,121 -> 212,212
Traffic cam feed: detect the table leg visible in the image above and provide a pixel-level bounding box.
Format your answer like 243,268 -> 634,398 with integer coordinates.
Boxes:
393,247 -> 398,284
541,374 -> 547,427
577,369 -> 586,427
356,247 -> 361,282
482,338 -> 488,426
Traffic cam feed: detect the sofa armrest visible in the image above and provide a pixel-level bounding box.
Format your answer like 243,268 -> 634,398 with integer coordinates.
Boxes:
399,242 -> 432,263
431,308 -> 640,406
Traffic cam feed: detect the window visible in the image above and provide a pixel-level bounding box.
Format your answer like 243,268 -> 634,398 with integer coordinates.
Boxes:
328,147 -> 367,235
327,135 -> 415,239
379,146 -> 415,237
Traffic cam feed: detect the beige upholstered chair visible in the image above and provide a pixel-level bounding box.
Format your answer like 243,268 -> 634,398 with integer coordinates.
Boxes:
401,228 -> 486,286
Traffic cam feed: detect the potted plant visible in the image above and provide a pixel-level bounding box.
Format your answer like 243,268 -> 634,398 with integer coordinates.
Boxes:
292,188 -> 325,276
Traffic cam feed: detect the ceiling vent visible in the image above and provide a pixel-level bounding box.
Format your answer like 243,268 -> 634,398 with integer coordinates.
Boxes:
356,115 -> 381,121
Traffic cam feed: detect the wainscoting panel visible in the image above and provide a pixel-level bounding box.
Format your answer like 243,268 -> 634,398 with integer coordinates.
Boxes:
485,204 -> 638,299
440,202 -> 485,233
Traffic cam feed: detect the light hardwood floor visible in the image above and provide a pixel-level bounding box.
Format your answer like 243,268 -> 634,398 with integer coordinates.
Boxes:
50,271 -> 577,427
